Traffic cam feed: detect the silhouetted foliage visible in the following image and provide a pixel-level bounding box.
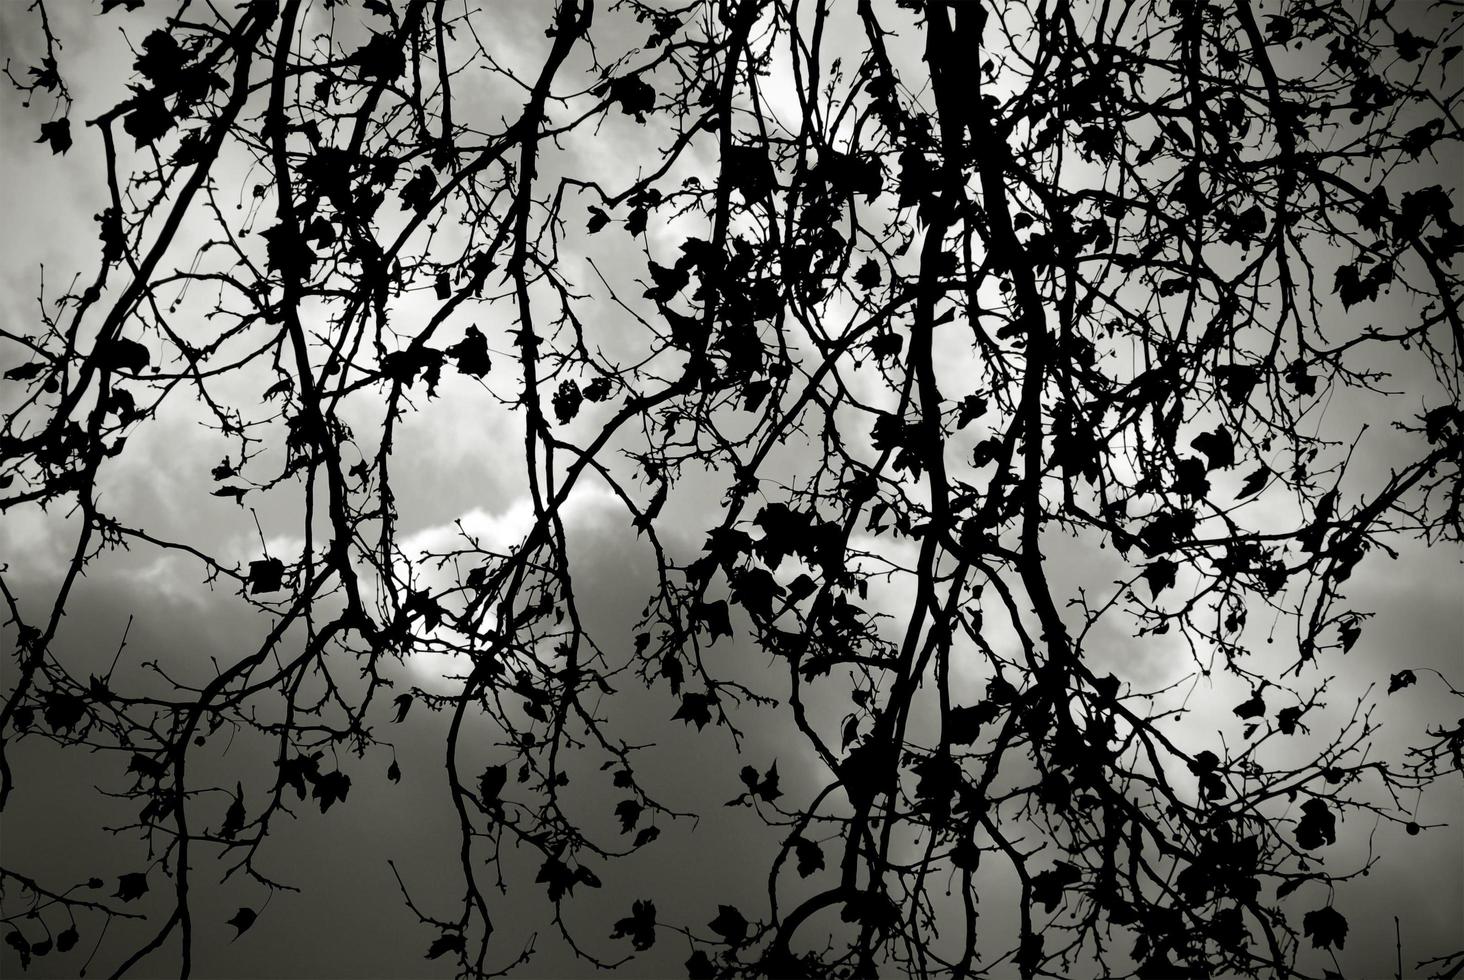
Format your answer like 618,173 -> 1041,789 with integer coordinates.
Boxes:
2,0 -> 1462,978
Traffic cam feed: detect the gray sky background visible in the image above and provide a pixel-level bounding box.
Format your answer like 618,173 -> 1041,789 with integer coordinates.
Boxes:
2,1 -> 1461,978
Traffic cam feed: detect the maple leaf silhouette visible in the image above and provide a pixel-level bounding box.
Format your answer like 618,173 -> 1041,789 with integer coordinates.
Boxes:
730,568 -> 783,621
947,701 -> 999,745
1236,465 -> 1270,499
686,949 -> 716,980
1187,750 -> 1228,802
708,905 -> 748,946
43,691 -> 86,733
134,29 -> 189,83
98,337 -> 150,374
36,118 -> 71,154
599,76 -> 656,121
755,763 -> 781,802
392,694 -> 412,723
123,92 -> 174,146
1286,358 -> 1317,397
478,764 -> 507,806
951,838 -> 981,872
226,907 -> 256,939
1174,457 -> 1211,499
1295,798 -> 1337,849
695,600 -> 733,642
442,325 -> 494,377
724,145 -> 775,202
1233,690 -> 1266,719
794,838 -> 824,878
248,558 -> 285,595
840,738 -> 895,807
115,872 -> 148,902
536,858 -> 577,903
956,395 -> 987,429
625,205 -> 648,236
353,32 -> 406,80
425,932 -> 464,960
275,752 -> 320,801
261,224 -> 316,282
1215,363 -> 1260,404
1191,426 -> 1235,470
220,782 -> 245,840
399,166 -> 436,214
1142,559 -> 1177,599
615,799 -> 642,833
610,899 -> 657,950
1031,862 -> 1081,912
672,693 -> 715,730
311,770 -> 350,813
1303,905 -> 1349,950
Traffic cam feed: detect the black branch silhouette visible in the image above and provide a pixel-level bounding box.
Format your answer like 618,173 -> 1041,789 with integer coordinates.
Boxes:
1,0 -> 1461,977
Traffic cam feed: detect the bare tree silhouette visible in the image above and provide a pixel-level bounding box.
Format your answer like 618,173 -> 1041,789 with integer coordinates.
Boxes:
2,0 -> 1461,977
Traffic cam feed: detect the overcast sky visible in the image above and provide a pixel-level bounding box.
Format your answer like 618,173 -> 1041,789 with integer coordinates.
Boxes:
1,1 -> 1461,978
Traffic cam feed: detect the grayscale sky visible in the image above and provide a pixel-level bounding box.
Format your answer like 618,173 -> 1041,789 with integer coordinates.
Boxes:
1,1 -> 1461,978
